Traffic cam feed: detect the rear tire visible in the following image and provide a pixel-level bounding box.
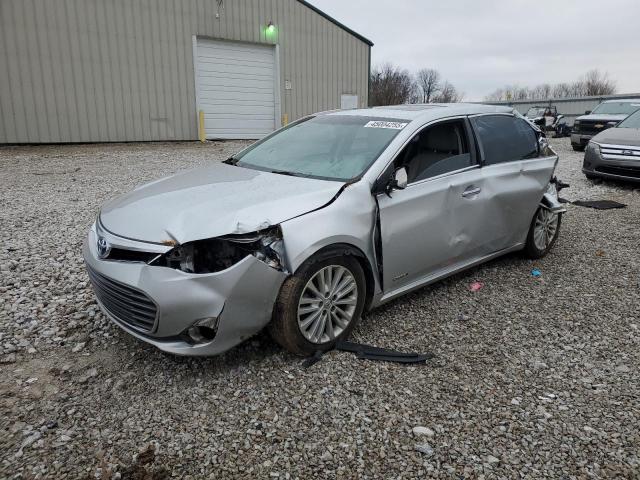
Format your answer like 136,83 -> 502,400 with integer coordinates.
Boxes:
572,145 -> 585,152
585,173 -> 598,180
269,253 -> 366,356
524,206 -> 562,259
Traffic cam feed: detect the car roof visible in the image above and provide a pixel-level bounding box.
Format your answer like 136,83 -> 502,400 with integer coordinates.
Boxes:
602,98 -> 640,103
323,103 -> 514,122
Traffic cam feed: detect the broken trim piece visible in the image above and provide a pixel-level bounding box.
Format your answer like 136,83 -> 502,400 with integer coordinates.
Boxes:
301,340 -> 434,367
570,200 -> 627,210
541,193 -> 567,214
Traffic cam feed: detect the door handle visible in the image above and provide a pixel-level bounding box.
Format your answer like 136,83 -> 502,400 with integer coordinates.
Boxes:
462,187 -> 481,198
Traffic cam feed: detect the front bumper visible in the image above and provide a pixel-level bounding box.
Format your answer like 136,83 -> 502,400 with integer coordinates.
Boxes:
582,145 -> 640,184
83,227 -> 287,356
571,133 -> 592,147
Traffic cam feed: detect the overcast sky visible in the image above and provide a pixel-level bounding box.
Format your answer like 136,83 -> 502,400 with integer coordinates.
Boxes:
311,0 -> 640,101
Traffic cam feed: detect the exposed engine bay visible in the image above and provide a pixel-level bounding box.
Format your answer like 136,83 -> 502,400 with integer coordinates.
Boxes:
150,226 -> 287,274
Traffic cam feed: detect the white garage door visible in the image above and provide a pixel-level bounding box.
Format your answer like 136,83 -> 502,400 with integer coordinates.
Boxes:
195,38 -> 277,140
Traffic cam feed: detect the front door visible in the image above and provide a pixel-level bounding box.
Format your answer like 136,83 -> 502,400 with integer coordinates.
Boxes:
376,119 -> 493,292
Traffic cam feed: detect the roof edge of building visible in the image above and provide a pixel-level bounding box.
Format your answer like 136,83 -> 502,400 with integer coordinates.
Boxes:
296,0 -> 374,47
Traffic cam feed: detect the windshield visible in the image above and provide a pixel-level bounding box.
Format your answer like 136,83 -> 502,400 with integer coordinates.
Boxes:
617,109 -> 640,128
591,101 -> 640,115
233,115 -> 408,181
526,108 -> 545,118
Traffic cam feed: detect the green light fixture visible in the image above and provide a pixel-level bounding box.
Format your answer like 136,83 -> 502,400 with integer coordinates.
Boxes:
266,21 -> 276,35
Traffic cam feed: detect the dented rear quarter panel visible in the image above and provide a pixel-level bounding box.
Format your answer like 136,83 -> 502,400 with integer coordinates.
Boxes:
478,155 -> 558,247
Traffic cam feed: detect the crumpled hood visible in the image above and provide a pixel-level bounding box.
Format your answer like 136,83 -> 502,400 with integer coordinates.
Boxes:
575,113 -> 628,123
99,162 -> 344,244
592,127 -> 640,146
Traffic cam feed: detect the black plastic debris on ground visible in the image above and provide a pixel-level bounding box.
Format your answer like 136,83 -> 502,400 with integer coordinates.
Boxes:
302,340 -> 434,368
558,198 -> 626,209
572,200 -> 626,210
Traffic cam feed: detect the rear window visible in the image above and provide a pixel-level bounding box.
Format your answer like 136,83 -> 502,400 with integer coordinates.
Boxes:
471,115 -> 538,165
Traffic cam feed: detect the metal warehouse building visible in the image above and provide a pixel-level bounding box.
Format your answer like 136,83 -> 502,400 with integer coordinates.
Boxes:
0,0 -> 372,143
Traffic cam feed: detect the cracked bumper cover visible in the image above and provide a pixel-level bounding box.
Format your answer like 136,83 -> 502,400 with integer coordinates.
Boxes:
83,228 -> 287,356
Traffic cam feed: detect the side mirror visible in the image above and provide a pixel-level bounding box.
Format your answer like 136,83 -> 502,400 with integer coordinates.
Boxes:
390,167 -> 408,191
585,110 -> 591,115
373,166 -> 408,196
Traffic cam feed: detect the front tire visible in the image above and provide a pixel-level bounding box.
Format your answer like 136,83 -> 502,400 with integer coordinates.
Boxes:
269,253 -> 366,356
572,145 -> 585,152
524,206 -> 562,259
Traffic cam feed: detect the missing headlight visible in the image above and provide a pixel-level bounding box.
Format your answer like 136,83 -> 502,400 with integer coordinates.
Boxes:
150,226 -> 287,274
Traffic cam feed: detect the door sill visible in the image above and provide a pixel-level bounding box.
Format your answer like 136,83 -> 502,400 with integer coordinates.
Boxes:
377,244 -> 524,305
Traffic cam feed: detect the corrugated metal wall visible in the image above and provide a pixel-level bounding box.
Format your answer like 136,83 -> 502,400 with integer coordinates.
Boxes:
485,93 -> 640,124
0,0 -> 371,143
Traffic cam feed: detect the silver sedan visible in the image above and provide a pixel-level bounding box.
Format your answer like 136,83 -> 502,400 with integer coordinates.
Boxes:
83,104 -> 565,356
583,108 -> 640,183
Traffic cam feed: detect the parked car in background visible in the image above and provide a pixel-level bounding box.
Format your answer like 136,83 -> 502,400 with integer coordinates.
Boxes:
84,104 -> 565,357
525,105 -> 558,131
571,99 -> 640,151
583,108 -> 640,182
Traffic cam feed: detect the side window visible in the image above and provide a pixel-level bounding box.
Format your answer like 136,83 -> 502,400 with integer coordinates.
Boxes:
396,120 -> 472,184
471,115 -> 538,165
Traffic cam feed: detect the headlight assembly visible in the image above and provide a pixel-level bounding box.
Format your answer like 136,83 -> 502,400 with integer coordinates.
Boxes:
151,226 -> 287,274
586,142 -> 601,156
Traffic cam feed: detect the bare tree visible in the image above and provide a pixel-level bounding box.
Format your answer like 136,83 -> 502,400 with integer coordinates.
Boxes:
369,63 -> 417,106
433,81 -> 462,103
493,85 -> 531,101
581,69 -> 616,96
552,82 -> 572,98
416,68 -> 441,103
484,70 -> 617,101
569,80 -> 587,98
369,63 -> 462,106
531,83 -> 552,100
485,88 -> 506,102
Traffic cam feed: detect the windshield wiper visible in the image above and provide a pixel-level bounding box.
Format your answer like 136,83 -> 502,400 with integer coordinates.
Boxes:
223,156 -> 239,165
270,169 -> 299,177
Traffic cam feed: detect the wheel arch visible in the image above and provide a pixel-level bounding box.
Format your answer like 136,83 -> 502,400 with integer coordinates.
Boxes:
295,243 -> 376,312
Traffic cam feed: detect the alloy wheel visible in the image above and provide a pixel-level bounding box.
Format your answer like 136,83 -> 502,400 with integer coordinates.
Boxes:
297,265 -> 358,344
533,208 -> 559,251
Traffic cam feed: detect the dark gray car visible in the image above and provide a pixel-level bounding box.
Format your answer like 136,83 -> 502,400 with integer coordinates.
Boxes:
583,109 -> 640,183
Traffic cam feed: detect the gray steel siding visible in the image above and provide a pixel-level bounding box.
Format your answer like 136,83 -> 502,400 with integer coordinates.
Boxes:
0,0 -> 370,143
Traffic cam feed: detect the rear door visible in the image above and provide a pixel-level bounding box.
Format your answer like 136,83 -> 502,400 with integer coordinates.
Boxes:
469,114 -> 558,250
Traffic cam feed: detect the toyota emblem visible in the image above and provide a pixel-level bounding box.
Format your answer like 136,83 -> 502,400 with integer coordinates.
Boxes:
97,236 -> 111,259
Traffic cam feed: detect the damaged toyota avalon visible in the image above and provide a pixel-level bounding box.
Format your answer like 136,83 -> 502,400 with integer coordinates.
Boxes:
84,104 -> 566,356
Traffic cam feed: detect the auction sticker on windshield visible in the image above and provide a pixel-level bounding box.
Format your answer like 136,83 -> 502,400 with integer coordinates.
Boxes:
364,121 -> 408,129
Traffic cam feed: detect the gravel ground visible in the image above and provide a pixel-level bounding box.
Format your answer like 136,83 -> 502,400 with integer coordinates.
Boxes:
1,138 -> 639,479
